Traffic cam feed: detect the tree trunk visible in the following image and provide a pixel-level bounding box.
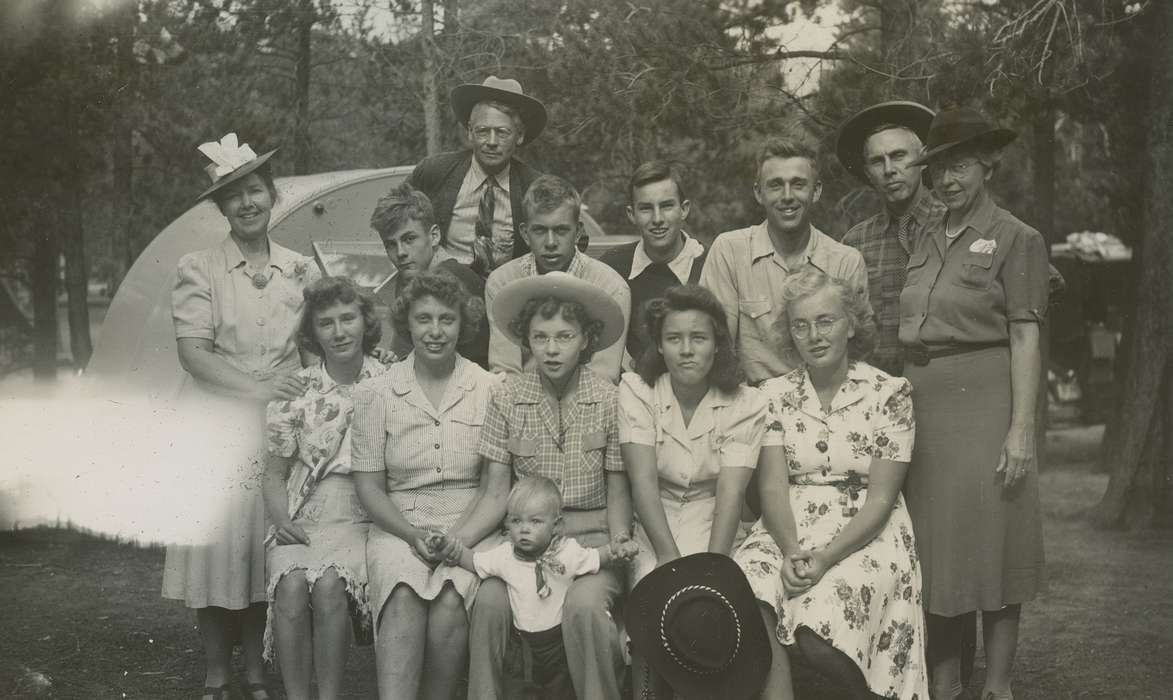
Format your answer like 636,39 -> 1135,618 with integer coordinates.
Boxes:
110,0 -> 136,293
1095,0 -> 1173,528
31,223 -> 57,381
1031,102 -> 1056,242
61,87 -> 92,369
293,0 -> 314,174
421,0 -> 441,156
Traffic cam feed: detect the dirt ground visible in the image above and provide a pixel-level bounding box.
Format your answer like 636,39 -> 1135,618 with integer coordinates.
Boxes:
1,424 -> 1170,699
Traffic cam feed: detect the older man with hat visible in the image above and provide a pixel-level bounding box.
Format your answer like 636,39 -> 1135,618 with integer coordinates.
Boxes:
837,100 -> 947,377
407,76 -> 547,275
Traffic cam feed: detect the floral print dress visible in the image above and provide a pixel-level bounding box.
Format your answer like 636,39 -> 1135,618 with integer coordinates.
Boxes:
733,361 -> 928,700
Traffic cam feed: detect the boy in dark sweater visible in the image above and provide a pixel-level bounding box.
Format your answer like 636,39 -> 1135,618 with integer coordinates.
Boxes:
598,161 -> 707,365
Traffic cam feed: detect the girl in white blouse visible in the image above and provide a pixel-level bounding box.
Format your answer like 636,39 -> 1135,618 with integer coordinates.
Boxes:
618,284 -> 767,699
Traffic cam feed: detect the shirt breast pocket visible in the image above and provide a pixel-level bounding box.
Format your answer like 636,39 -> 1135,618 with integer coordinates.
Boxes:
955,252 -> 994,290
508,435 -> 540,474
580,430 -> 607,472
738,299 -> 774,339
449,402 -> 484,454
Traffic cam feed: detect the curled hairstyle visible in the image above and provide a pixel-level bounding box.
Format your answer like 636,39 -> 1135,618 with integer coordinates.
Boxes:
507,297 -> 603,366
629,160 -> 687,204
507,476 -> 563,517
390,271 -> 485,347
212,162 -> 278,210
298,276 -> 382,357
754,136 -> 820,183
771,268 -> 877,368
369,181 -> 437,240
523,174 -> 581,222
636,284 -> 744,393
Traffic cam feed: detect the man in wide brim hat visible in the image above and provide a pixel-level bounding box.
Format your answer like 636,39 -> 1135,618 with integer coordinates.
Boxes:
910,105 -> 1017,166
625,553 -> 772,700
406,75 -> 548,273
836,100 -> 946,377
491,270 -> 626,351
450,75 -> 548,142
835,100 -> 935,182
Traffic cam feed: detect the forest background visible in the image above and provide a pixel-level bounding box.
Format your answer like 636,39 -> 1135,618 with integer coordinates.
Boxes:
0,0 -> 1169,527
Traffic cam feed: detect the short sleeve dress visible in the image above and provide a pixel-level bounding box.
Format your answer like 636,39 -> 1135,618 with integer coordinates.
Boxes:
262,356 -> 387,658
350,353 -> 501,627
161,237 -> 319,610
734,362 -> 928,700
898,191 -> 1048,616
617,372 -> 766,587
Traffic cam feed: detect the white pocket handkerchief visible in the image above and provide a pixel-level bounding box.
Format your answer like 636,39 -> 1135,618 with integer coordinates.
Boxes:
969,238 -> 997,254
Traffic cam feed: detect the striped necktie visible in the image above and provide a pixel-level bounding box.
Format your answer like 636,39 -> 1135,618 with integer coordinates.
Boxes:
893,212 -> 914,288
473,176 -> 498,272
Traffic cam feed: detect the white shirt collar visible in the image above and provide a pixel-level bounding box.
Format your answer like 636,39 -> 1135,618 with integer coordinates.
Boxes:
629,232 -> 705,282
467,157 -> 511,196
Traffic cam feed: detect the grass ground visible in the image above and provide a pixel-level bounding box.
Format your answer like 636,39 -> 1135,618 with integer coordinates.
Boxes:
1,424 -> 1170,699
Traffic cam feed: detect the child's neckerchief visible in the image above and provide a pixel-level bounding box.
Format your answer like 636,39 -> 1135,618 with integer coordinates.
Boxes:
512,535 -> 568,599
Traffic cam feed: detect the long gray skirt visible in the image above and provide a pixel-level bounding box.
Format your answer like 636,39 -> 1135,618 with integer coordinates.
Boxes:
903,345 -> 1044,617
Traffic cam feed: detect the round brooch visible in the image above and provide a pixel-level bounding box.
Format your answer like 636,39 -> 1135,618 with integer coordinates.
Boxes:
251,271 -> 271,289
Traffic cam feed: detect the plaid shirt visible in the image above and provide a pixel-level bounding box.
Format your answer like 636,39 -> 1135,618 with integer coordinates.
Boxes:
478,366 -> 622,510
843,187 -> 945,376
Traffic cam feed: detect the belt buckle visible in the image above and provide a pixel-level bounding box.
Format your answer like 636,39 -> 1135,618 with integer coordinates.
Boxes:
905,346 -> 930,366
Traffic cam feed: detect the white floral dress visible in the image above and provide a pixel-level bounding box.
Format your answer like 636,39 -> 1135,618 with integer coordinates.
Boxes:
733,361 -> 928,700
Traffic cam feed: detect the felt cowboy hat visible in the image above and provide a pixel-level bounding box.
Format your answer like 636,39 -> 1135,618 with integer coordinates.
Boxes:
492,271 -> 625,349
625,553 -> 772,700
195,132 -> 278,202
451,76 -> 548,142
910,105 -> 1017,167
835,100 -> 935,181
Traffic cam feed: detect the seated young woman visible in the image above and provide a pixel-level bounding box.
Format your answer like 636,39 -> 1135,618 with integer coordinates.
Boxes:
618,284 -> 767,699
734,268 -> 929,700
261,276 -> 387,700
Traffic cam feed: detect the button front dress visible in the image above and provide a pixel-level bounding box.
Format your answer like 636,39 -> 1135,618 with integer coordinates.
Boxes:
617,373 -> 766,587
734,362 -> 928,700
161,237 -> 319,610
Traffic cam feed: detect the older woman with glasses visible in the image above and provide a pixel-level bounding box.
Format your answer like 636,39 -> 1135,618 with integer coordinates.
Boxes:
900,107 -> 1048,700
735,268 -> 927,700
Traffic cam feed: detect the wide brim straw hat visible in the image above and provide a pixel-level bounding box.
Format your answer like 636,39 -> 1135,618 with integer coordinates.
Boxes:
451,75 -> 548,142
625,553 -> 772,700
491,271 -> 625,349
910,106 -> 1017,167
835,100 -> 935,181
195,132 -> 278,202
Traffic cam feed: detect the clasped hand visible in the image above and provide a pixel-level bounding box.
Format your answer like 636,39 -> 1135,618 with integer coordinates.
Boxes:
413,529 -> 462,566
781,549 -> 831,597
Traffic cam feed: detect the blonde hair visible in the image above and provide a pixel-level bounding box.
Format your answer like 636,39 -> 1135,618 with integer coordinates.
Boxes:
771,267 -> 877,368
507,476 -> 562,516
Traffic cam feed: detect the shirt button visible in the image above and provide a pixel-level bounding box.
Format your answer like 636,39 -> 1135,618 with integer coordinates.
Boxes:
434,443 -> 440,449
434,420 -> 441,427
555,477 -> 562,485
256,317 -> 266,326
436,466 -> 442,472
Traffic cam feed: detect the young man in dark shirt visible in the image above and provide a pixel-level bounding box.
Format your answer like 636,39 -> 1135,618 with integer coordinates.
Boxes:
599,160 -> 707,366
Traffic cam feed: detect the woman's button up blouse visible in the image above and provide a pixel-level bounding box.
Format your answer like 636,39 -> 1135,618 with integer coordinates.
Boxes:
350,354 -> 497,502
172,237 -> 320,376
478,367 -> 621,510
899,191 -> 1049,348
265,356 -> 388,480
617,372 -> 766,503
761,362 -> 915,486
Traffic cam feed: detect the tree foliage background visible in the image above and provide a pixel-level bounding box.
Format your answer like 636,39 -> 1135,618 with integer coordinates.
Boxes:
0,0 -> 1168,524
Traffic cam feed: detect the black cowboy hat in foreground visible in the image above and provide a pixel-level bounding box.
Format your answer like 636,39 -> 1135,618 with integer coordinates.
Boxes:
910,105 -> 1017,167
835,100 -> 935,181
626,553 -> 772,700
450,75 -> 548,142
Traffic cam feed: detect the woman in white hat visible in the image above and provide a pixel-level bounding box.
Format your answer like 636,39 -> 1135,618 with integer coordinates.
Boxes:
467,271 -> 633,700
161,134 -> 319,700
